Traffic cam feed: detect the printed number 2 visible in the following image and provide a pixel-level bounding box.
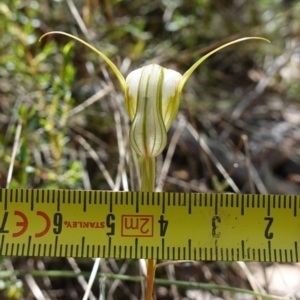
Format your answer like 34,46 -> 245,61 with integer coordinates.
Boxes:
158,215 -> 168,237
264,217 -> 274,239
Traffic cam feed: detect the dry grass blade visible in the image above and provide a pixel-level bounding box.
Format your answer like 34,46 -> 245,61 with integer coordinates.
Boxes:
65,0 -> 91,40
6,120 -> 22,188
67,258 -> 97,300
75,135 -> 115,189
186,122 -> 240,193
68,86 -> 112,117
238,261 -> 266,300
111,96 -> 128,191
25,274 -> 48,300
82,258 -> 101,300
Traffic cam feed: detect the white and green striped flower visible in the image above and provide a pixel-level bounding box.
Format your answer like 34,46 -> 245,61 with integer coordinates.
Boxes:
40,32 -> 269,159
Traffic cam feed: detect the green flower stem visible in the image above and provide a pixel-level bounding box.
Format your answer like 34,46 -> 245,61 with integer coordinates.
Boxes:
0,270 -> 288,300
141,156 -> 155,192
140,156 -> 156,300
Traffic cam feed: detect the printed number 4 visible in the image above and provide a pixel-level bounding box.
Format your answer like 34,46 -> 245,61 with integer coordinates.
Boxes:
158,215 -> 168,237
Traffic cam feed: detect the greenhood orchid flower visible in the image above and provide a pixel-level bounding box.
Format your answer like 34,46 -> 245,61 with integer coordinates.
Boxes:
40,31 -> 269,300
40,32 -> 269,162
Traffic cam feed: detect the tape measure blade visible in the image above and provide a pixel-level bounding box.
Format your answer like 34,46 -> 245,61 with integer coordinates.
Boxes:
1,189 -> 300,262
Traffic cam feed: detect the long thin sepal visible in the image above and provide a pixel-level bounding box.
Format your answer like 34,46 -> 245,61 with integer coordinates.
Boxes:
39,31 -> 127,93
179,37 -> 270,92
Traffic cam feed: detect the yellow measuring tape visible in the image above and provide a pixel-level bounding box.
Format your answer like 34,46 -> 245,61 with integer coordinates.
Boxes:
0,189 -> 299,262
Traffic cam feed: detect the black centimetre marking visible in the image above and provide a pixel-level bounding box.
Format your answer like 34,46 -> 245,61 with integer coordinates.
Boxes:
225,193 -> 229,207
26,236 -> 32,256
141,192 -> 144,206
135,192 -> 139,213
29,189 -> 34,211
188,239 -> 191,260
139,245 -> 142,258
241,195 -> 244,216
75,244 -> 79,258
41,189 -> 45,203
86,243 -> 90,257
54,236 -> 58,256
294,195 -> 297,217
145,246 -> 148,259
241,240 -> 245,259
215,195 -> 218,215
56,190 -> 60,212
63,244 -> 67,257
105,191 -> 109,205
0,235 -> 5,254
89,191 -> 93,205
49,190 -> 56,203
161,238 -> 165,259
4,189 -> 8,210
135,238 -> 138,259
268,240 -> 272,261
62,189 -> 66,204
215,240 -> 218,260
284,249 -> 288,262
15,189 -> 19,203
252,195 -> 255,208
81,237 -> 85,257
188,194 -> 192,214
77,191 -> 82,204
83,191 -> 87,212
108,237 -> 112,258
267,195 -> 271,216
168,193 -> 172,207
116,192 -> 120,205
48,243 -> 52,257
263,248 -> 267,262
109,192 -> 113,213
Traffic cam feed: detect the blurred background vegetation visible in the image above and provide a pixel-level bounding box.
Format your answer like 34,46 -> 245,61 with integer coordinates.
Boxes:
1,0 -> 300,299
